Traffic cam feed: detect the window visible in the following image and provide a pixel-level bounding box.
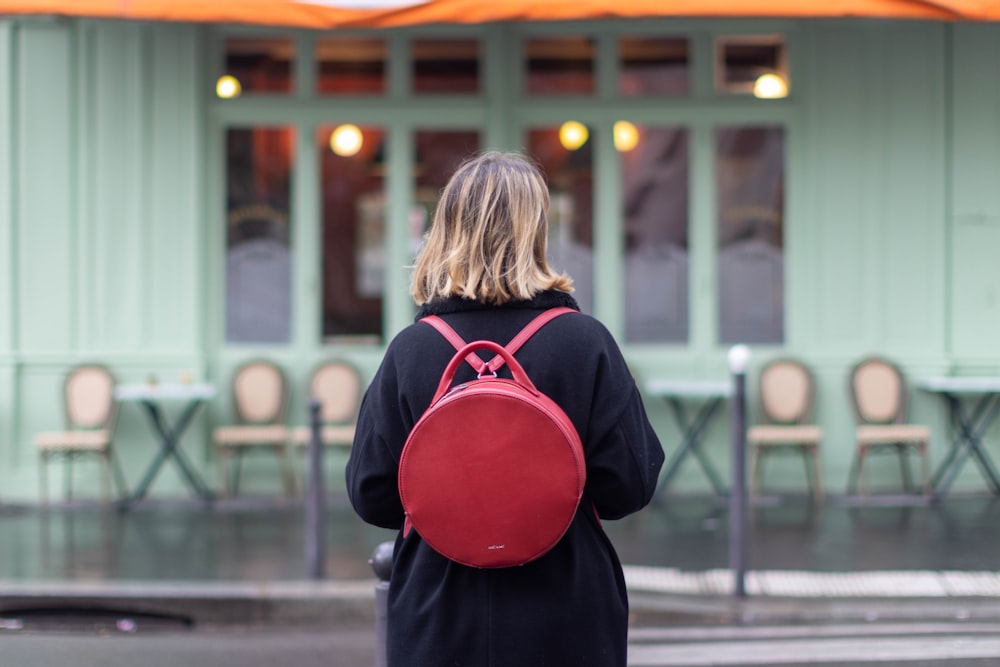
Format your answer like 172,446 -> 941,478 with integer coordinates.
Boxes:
619,36 -> 689,96
716,126 -> 785,344
222,36 -> 293,95
320,125 -> 387,341
715,35 -> 788,96
528,126 -> 594,314
413,130 -> 482,240
316,37 -> 385,95
412,39 -> 480,94
622,126 -> 690,343
225,127 -> 294,344
524,37 -> 595,95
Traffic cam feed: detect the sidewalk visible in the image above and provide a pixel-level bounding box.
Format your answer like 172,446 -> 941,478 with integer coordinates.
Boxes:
2,492 -> 1000,628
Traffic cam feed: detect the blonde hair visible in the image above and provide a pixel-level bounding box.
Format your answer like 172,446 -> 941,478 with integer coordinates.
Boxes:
411,151 -> 573,305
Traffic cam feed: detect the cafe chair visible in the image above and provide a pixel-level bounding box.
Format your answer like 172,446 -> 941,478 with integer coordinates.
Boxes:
34,363 -> 128,503
746,358 -> 824,503
213,359 -> 294,496
847,355 -> 931,499
290,359 -> 362,492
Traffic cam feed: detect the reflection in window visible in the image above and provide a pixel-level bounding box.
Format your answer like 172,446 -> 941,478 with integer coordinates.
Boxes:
622,126 -> 689,343
226,127 -> 294,344
317,37 -> 385,95
320,125 -> 386,341
527,127 -> 594,314
716,126 -> 784,344
619,37 -> 689,96
223,37 -> 293,94
525,37 -> 594,95
413,39 -> 479,94
716,35 -> 787,95
414,130 -> 481,252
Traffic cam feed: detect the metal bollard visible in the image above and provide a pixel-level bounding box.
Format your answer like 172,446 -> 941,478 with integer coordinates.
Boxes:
305,399 -> 326,580
728,344 -> 750,599
370,541 -> 394,667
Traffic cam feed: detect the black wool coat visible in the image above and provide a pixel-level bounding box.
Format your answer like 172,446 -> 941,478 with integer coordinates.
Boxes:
346,290 -> 665,667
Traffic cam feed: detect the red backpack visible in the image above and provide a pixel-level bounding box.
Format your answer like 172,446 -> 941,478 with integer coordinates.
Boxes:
398,307 -> 586,568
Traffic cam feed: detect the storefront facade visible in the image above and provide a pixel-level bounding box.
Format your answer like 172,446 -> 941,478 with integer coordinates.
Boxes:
1,15 -> 999,500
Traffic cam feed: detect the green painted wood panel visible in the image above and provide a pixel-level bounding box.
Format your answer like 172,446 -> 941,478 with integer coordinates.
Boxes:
949,25 -> 1000,361
951,216 -> 1000,359
802,23 -> 947,361
877,24 -> 946,355
16,24 -> 76,354
89,23 -> 147,351
0,23 -> 13,354
148,27 -> 203,353
951,24 -> 1000,220
804,25 -> 878,354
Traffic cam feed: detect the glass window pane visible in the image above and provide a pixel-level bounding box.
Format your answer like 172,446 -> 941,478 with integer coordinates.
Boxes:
226,127 -> 294,344
414,130 -> 481,249
716,35 -> 787,95
320,125 -> 387,342
619,37 -> 689,96
527,126 -> 594,314
525,37 -> 594,95
623,126 -> 689,343
716,126 -> 785,344
317,37 -> 385,95
222,37 -> 293,95
412,39 -> 480,94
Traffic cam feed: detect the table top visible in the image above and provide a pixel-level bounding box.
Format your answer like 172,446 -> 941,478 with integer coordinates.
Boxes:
916,376 -> 1000,394
115,382 -> 218,401
644,378 -> 733,398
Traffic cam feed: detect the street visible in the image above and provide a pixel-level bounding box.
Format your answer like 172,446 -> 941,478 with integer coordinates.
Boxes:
3,621 -> 1000,666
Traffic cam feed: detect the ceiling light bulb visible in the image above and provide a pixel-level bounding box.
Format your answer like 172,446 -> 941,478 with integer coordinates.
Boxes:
559,121 -> 589,151
330,124 -> 364,157
753,73 -> 788,99
613,121 -> 639,152
216,75 -> 242,99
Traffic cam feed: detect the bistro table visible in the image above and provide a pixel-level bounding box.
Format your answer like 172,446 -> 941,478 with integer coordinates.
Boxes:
115,381 -> 218,509
916,376 -> 1000,500
644,378 -> 733,500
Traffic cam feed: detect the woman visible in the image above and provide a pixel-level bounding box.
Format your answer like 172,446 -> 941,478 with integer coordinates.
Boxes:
346,151 -> 664,667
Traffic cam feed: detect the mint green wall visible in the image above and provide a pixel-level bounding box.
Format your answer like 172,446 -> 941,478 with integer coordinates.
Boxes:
0,17 -> 997,502
1,19 -> 210,500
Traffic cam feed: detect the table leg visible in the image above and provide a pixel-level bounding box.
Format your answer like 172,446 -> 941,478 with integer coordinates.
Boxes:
932,394 -> 1000,499
655,397 -> 728,498
120,400 -> 214,509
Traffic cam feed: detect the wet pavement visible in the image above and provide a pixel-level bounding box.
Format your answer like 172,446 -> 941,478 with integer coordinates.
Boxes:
1,491 -> 1000,629
2,492 -> 999,583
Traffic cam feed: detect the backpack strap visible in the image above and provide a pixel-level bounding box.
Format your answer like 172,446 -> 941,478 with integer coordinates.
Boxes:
421,316 -> 488,374
421,306 -> 576,375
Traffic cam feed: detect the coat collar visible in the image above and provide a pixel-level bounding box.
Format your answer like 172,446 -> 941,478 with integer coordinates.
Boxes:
416,290 -> 580,319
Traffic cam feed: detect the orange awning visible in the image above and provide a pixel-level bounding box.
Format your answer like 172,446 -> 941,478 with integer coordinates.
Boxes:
3,0 -> 1000,26
0,0 -> 381,28
349,0 -> 972,24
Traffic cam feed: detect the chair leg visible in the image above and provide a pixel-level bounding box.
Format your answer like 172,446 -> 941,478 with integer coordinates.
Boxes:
39,452 -> 49,506
100,452 -> 113,504
898,444 -> 915,493
231,450 -> 244,496
920,441 -> 931,497
811,447 -> 824,503
65,454 -> 74,501
847,451 -> 860,495
277,446 -> 295,497
749,445 -> 761,500
857,448 -> 868,502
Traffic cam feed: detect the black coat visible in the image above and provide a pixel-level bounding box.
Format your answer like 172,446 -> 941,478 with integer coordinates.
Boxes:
346,290 -> 664,667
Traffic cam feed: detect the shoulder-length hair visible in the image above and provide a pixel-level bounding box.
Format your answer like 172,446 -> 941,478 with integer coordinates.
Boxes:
411,151 -> 573,305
